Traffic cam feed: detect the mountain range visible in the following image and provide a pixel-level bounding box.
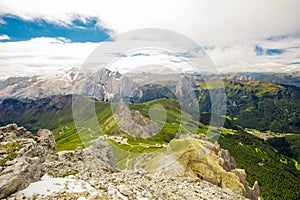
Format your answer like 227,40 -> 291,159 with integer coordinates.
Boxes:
0,69 -> 299,199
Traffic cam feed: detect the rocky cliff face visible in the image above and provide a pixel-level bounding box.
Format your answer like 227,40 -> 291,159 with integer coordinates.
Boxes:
0,124 -> 56,198
73,68 -> 139,102
0,68 -> 139,102
115,103 -> 160,138
0,76 -> 73,100
132,135 -> 259,200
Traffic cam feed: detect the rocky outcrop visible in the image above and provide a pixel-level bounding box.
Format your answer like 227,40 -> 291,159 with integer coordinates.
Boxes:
0,124 -> 56,198
87,139 -> 116,170
44,140 -> 117,178
175,76 -> 199,98
0,124 -> 118,199
175,76 -> 199,106
133,136 -> 259,200
213,143 -> 236,171
13,169 -> 248,200
72,68 -> 139,102
115,103 -> 160,138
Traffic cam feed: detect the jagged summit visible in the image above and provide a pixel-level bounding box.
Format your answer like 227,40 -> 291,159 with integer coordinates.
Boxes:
0,68 -> 138,102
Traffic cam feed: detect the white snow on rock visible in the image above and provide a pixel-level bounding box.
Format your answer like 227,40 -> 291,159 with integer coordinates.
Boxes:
17,174 -> 98,198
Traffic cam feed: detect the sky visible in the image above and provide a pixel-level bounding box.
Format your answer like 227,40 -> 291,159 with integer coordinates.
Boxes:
0,0 -> 300,78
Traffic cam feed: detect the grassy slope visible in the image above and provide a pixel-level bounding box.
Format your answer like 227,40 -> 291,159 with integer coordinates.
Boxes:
0,95 -> 113,151
0,95 -> 299,199
54,98 -> 113,151
224,80 -> 300,134
197,80 -> 300,134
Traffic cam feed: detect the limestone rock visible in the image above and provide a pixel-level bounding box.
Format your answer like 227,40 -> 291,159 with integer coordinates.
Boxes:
232,169 -> 247,184
219,149 -> 236,171
133,137 -> 259,200
245,181 -> 260,200
0,124 -> 56,199
37,129 -> 56,154
0,68 -> 139,102
86,139 -> 117,170
43,140 -> 117,178
117,184 -> 133,196
74,68 -> 139,101
115,103 -> 160,138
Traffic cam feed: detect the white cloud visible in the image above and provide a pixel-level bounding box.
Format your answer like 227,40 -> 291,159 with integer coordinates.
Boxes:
0,0 -> 299,75
0,37 -> 99,78
0,34 -> 10,40
207,36 -> 300,72
0,0 -> 299,45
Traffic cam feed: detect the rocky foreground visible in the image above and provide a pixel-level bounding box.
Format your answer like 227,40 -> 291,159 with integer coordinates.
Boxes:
0,124 -> 259,200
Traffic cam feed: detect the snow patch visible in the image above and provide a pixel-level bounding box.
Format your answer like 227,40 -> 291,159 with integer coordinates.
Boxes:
17,174 -> 98,198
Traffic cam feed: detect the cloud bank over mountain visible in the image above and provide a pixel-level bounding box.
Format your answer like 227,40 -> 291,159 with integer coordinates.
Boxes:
0,0 -> 299,77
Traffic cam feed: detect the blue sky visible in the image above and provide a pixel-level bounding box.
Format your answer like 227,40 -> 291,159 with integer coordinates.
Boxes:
0,15 -> 111,42
255,45 -> 285,56
0,0 -> 299,77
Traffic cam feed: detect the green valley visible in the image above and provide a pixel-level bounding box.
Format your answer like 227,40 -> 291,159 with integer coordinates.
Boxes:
0,79 -> 300,199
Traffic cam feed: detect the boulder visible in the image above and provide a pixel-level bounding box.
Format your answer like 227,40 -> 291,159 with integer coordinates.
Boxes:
117,184 -> 133,196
